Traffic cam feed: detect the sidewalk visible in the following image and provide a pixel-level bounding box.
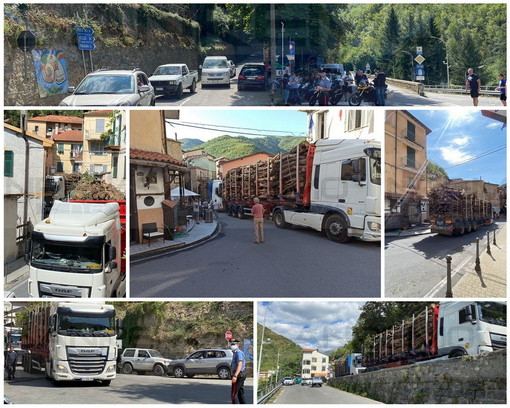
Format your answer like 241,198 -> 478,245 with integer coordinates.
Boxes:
453,223 -> 507,298
131,219 -> 219,261
385,224 -> 432,238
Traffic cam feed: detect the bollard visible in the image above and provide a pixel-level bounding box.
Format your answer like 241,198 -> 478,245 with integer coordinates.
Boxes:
487,232 -> 491,256
493,229 -> 497,246
474,238 -> 482,275
445,255 -> 453,298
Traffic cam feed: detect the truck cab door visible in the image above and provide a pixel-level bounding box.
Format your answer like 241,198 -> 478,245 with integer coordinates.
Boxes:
338,158 -> 367,229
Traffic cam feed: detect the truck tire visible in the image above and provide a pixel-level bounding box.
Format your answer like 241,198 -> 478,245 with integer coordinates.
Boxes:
274,210 -> 290,229
324,214 -> 352,243
464,222 -> 472,234
471,221 -> 478,232
237,206 -> 245,219
101,380 -> 112,386
177,83 -> 183,98
190,79 -> 197,93
449,350 -> 466,358
122,363 -> 134,374
153,364 -> 165,376
173,366 -> 185,378
454,224 -> 465,236
217,366 -> 231,379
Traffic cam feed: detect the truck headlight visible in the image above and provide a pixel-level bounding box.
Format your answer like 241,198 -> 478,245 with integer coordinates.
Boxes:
368,222 -> 381,232
56,365 -> 68,373
168,80 -> 176,85
106,365 -> 116,373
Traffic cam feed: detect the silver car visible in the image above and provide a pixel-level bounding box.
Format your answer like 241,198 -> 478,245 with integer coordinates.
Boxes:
60,68 -> 155,106
119,348 -> 171,376
168,348 -> 233,379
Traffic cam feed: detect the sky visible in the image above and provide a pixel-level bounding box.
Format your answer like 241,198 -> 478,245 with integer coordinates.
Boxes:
258,301 -> 365,352
407,109 -> 507,186
165,109 -> 308,142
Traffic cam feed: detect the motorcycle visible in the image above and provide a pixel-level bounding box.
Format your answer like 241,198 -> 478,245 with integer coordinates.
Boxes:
348,81 -> 377,106
328,78 -> 346,106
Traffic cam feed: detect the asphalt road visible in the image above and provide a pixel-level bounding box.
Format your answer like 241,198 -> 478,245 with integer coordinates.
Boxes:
273,384 -> 382,404
4,371 -> 253,404
385,221 -> 503,298
130,213 -> 381,298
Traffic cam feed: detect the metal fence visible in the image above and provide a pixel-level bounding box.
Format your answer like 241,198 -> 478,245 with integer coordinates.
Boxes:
257,381 -> 283,404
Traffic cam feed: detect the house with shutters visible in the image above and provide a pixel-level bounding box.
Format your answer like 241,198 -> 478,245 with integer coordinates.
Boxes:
301,349 -> 329,378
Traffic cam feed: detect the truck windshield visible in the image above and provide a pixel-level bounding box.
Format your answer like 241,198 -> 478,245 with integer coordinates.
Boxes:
31,239 -> 103,273
477,302 -> 506,327
58,313 -> 115,336
153,66 -> 181,76
369,157 -> 381,185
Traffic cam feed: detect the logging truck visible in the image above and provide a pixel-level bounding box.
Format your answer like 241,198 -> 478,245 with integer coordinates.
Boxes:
428,185 -> 493,236
222,139 -> 381,243
334,353 -> 366,376
20,302 -> 118,385
363,301 -> 506,372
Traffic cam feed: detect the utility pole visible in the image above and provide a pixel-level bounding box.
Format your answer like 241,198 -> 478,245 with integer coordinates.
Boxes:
270,5 -> 276,81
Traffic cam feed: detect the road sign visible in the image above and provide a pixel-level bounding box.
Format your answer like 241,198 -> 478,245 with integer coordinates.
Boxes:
225,331 -> 233,341
286,54 -> 295,61
414,54 -> 426,64
17,30 -> 36,52
78,42 -> 96,51
77,35 -> 95,42
416,46 -> 423,55
76,26 -> 94,35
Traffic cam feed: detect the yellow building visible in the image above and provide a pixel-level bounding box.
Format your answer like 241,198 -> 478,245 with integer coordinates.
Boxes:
51,130 -> 83,174
27,115 -> 83,139
385,110 -> 432,228
82,111 -> 114,175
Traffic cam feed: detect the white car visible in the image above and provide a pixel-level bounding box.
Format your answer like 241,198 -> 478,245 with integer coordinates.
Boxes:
60,68 -> 155,106
301,378 -> 312,386
228,60 -> 236,78
283,377 -> 294,385
119,348 -> 171,376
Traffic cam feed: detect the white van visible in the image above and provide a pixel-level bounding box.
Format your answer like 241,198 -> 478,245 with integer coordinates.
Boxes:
200,56 -> 230,87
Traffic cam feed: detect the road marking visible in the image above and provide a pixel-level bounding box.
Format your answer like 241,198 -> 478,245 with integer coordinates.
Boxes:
424,255 -> 472,298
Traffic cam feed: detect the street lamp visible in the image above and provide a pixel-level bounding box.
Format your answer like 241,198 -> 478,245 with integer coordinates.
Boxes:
430,35 -> 450,88
258,302 -> 272,377
281,22 -> 285,73
400,50 -> 414,81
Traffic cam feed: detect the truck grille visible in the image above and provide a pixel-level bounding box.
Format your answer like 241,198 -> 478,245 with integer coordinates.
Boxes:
490,333 -> 506,350
67,347 -> 108,375
38,282 -> 90,298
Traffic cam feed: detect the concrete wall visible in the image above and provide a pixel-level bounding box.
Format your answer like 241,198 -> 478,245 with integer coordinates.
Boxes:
329,350 -> 506,404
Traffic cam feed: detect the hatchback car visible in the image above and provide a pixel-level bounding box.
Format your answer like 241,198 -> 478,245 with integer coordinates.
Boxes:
237,64 -> 268,91
168,348 -> 233,379
119,348 -> 171,376
60,68 -> 155,106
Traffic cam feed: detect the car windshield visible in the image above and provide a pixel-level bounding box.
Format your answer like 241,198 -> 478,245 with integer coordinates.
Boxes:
74,74 -> 134,94
149,349 -> 164,358
153,66 -> 181,76
203,59 -> 228,69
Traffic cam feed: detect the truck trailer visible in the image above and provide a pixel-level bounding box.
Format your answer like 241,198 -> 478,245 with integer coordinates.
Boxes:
21,302 -> 118,385
334,353 -> 366,376
222,139 -> 381,243
428,185 -> 493,236
364,301 -> 506,371
26,200 -> 126,298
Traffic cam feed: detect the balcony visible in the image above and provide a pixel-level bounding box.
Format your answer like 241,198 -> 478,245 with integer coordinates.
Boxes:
399,128 -> 424,150
102,132 -> 121,150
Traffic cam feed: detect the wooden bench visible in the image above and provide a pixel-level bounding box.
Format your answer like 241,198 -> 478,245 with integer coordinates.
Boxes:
142,222 -> 165,246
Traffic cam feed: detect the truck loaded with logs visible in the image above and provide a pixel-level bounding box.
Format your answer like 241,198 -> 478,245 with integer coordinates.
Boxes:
221,139 -> 381,243
428,185 -> 493,236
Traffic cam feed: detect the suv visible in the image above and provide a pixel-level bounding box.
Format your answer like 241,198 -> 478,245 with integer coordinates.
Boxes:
237,63 -> 268,91
60,68 -> 155,106
168,348 -> 233,379
119,348 -> 171,376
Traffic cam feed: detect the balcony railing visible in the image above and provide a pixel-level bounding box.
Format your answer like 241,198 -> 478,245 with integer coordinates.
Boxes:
102,134 -> 121,149
399,128 -> 424,149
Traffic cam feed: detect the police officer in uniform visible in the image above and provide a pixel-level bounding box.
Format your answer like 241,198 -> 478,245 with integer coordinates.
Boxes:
230,339 -> 246,404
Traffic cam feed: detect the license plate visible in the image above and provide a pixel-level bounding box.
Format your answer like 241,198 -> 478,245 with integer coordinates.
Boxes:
80,378 -> 94,381
247,76 -> 257,80
156,87 -> 163,91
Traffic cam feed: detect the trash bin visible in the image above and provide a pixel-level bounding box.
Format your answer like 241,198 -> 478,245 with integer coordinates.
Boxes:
204,209 -> 213,223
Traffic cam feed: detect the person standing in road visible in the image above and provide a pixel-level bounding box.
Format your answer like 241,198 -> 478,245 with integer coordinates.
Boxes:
465,68 -> 481,106
316,70 -> 332,106
496,73 -> 506,106
212,199 -> 220,220
373,67 -> 386,106
251,197 -> 264,244
230,339 -> 246,404
5,345 -> 17,380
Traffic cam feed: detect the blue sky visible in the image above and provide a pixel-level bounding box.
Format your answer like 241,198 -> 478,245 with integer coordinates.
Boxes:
258,302 -> 365,351
166,109 -> 308,142
409,109 -> 507,185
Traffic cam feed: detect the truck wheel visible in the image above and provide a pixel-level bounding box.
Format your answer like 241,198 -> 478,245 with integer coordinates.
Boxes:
471,221 -> 478,232
325,214 -> 352,243
173,366 -> 185,378
274,210 -> 290,229
177,83 -> 183,98
190,79 -> 197,93
237,206 -> 245,219
153,364 -> 165,376
101,380 -> 112,386
449,350 -> 466,358
122,363 -> 133,374
217,366 -> 231,379
464,222 -> 472,234
454,224 -> 465,236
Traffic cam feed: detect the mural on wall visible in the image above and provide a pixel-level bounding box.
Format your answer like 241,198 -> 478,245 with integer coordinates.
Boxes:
32,50 -> 69,98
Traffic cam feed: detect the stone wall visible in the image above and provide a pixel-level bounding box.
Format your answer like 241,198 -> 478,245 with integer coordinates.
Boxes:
329,350 -> 506,404
386,77 -> 425,96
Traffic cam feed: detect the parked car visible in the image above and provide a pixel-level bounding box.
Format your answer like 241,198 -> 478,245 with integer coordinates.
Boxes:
200,56 -> 230,87
119,348 -> 171,376
294,376 -> 303,384
301,378 -> 312,386
60,68 -> 155,106
283,377 -> 294,385
311,377 -> 323,387
227,60 -> 236,78
168,348 -> 233,379
149,63 -> 198,97
237,63 -> 268,91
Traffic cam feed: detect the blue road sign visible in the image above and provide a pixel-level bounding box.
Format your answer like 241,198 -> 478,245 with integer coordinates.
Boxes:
77,35 -> 95,42
78,42 -> 96,51
76,26 -> 94,35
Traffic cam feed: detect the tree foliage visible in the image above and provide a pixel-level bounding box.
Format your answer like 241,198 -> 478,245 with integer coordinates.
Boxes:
427,160 -> 449,179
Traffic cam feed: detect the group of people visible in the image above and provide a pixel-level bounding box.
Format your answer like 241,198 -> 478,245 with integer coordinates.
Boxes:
191,198 -> 220,224
465,68 -> 506,106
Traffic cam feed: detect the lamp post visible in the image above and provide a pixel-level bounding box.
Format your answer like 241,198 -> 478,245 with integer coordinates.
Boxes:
401,50 -> 414,81
281,22 -> 285,73
258,302 -> 272,377
430,35 -> 450,88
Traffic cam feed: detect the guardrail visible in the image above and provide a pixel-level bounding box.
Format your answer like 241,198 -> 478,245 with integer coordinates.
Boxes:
257,382 -> 283,404
423,85 -> 499,96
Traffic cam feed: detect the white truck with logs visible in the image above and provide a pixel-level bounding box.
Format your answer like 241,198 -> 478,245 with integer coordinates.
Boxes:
223,139 -> 381,243
149,63 -> 198,97
26,200 -> 125,298
21,302 -> 118,385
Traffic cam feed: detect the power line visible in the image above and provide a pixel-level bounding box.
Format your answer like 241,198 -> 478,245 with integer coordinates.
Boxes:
445,145 -> 506,169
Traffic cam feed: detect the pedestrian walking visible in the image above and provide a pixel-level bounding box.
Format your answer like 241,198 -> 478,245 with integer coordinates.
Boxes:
465,68 -> 481,106
229,339 -> 246,404
251,197 -> 264,244
281,74 -> 290,106
373,67 -> 386,106
5,345 -> 17,380
192,199 -> 200,224
212,199 -> 220,220
495,73 -> 506,106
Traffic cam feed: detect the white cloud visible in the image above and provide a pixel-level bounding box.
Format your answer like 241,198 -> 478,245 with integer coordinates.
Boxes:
439,146 -> 474,165
487,122 -> 502,129
451,136 -> 470,146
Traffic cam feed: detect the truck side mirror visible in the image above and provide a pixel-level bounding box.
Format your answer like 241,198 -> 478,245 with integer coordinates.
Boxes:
109,246 -> 117,261
464,306 -> 475,323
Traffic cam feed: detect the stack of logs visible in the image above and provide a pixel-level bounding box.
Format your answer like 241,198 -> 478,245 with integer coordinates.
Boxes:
224,142 -> 309,201
61,173 -> 125,201
429,185 -> 490,218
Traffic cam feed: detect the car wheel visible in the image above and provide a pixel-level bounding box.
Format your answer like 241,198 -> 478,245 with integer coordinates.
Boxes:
173,366 -> 185,378
177,84 -> 183,98
150,97 -> 156,106
186,374 -> 195,378
153,364 -> 165,376
238,85 -> 243,91
217,366 -> 231,379
122,363 -> 133,375
324,214 -> 352,243
190,79 -> 197,93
